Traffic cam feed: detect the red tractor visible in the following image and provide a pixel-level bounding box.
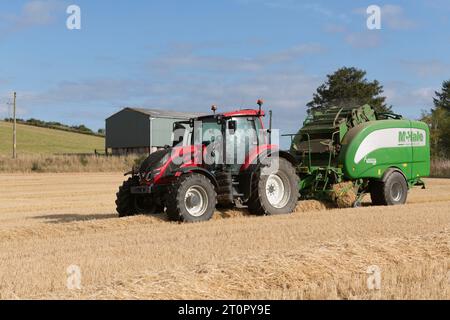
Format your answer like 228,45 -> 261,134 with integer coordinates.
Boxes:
116,101 -> 299,222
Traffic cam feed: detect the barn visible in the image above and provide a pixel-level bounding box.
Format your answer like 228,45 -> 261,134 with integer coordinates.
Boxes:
105,108 -> 204,155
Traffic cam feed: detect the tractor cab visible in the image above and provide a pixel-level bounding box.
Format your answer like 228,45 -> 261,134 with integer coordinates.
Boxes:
172,102 -> 268,174
192,108 -> 266,172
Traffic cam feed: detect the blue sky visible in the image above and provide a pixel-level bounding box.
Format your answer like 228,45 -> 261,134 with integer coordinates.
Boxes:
1,0 -> 449,143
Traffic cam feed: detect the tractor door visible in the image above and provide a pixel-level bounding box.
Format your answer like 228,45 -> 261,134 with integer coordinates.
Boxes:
226,117 -> 260,174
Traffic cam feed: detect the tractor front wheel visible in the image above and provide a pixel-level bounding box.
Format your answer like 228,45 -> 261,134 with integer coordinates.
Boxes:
116,177 -> 139,217
166,173 -> 217,222
248,157 -> 299,215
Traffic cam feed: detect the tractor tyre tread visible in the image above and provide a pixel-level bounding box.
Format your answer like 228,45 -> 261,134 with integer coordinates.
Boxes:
166,173 -> 217,222
116,177 -> 139,217
247,158 -> 299,216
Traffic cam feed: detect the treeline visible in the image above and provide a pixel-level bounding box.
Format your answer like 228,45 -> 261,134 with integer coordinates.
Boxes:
420,80 -> 450,159
3,118 -> 105,137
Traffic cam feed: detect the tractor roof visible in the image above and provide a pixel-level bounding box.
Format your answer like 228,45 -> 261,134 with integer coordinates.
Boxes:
196,109 -> 264,120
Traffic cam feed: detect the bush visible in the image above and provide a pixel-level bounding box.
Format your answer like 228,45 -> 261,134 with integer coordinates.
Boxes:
430,159 -> 450,178
134,154 -> 147,168
31,162 -> 42,172
79,155 -> 89,167
4,118 -> 102,137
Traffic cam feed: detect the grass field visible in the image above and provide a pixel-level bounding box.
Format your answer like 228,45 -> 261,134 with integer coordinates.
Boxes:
0,121 -> 104,155
0,173 -> 449,300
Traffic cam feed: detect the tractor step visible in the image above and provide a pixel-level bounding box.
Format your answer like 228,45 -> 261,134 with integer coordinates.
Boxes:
216,169 -> 234,205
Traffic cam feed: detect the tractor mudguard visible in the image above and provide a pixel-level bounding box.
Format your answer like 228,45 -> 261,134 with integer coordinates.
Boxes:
177,167 -> 219,188
278,150 -> 299,167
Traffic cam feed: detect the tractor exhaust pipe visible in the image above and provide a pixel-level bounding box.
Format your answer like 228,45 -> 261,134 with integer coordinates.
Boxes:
268,110 -> 272,146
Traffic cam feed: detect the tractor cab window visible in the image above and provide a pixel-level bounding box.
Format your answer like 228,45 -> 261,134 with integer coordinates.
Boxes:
172,121 -> 190,147
192,119 -> 222,146
226,117 -> 259,167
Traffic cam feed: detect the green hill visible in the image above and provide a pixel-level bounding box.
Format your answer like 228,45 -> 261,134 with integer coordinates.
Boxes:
0,121 -> 105,155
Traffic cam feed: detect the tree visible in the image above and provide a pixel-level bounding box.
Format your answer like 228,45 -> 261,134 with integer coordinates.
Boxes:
306,67 -> 391,114
433,80 -> 450,112
421,80 -> 450,158
71,124 -> 94,134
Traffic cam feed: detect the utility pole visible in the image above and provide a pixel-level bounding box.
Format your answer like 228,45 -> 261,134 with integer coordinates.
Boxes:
13,92 -> 17,159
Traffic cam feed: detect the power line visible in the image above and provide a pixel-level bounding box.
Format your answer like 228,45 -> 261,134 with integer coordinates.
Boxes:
6,100 -> 12,119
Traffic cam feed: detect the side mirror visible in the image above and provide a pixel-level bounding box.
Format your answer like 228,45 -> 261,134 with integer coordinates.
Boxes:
228,120 -> 236,133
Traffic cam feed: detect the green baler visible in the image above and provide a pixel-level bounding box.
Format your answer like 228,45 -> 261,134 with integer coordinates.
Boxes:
287,105 -> 430,207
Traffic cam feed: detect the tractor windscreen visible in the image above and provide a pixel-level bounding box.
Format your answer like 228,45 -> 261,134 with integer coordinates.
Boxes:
191,119 -> 222,146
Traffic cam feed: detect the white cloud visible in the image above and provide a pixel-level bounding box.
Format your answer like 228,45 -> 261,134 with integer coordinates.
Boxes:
18,65 -> 321,140
384,81 -> 438,117
20,0 -> 61,26
0,0 -> 64,36
138,68 -> 321,147
323,24 -> 347,34
22,79 -> 149,106
237,0 -> 350,22
400,59 -> 450,77
302,3 -> 334,17
151,43 -> 325,73
354,4 -> 416,30
345,32 -> 381,48
381,4 -> 416,30
411,87 -> 436,101
259,44 -> 326,65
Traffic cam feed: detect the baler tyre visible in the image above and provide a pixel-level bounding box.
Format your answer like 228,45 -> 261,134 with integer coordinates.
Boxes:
166,173 -> 217,222
247,157 -> 299,216
371,172 -> 408,206
369,181 -> 385,206
116,177 -> 139,217
382,171 -> 408,205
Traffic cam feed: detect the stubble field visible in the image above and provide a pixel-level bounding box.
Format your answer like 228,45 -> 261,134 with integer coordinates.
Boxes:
0,173 -> 449,300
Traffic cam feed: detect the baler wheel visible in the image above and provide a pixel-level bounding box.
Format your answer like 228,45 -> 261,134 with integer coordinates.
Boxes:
370,172 -> 408,206
369,181 -> 384,205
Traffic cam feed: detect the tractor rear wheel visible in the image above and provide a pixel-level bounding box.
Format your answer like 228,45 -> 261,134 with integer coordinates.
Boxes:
116,177 -> 139,217
370,171 -> 408,206
248,157 -> 299,215
166,173 -> 217,222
